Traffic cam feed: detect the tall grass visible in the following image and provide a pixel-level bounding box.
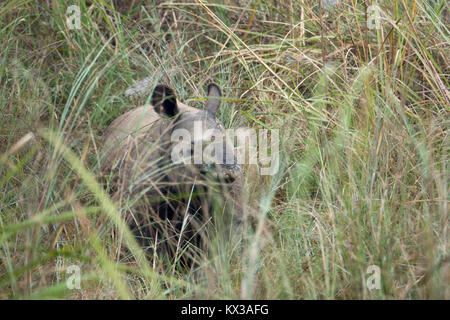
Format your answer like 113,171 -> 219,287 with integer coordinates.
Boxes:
0,0 -> 448,299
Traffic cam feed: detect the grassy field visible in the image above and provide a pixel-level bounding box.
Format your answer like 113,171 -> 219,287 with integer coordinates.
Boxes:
0,0 -> 448,299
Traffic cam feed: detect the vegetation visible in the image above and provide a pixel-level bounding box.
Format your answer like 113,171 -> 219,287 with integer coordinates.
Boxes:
0,0 -> 448,299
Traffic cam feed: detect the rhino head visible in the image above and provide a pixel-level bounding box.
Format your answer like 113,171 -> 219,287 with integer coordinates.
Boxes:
151,83 -> 242,188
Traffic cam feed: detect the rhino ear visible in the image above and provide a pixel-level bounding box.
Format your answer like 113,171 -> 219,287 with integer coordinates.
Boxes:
152,85 -> 179,117
205,83 -> 221,116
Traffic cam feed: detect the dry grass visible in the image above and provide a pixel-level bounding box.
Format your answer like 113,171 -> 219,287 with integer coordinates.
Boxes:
0,0 -> 448,299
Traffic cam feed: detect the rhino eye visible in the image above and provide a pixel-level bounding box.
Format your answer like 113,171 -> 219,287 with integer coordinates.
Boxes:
190,142 -> 197,157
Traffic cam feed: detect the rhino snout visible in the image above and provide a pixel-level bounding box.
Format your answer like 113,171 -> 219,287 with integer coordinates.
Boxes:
221,164 -> 242,183
198,163 -> 241,184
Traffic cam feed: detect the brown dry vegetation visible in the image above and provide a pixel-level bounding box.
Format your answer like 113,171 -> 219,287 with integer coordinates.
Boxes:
0,0 -> 448,299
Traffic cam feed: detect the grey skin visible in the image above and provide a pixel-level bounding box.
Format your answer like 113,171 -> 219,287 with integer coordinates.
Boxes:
100,83 -> 243,267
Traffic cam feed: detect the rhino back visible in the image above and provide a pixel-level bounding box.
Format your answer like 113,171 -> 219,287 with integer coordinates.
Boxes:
100,101 -> 200,176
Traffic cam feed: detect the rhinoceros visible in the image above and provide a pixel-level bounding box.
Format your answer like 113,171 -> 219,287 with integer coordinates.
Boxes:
100,83 -> 243,267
